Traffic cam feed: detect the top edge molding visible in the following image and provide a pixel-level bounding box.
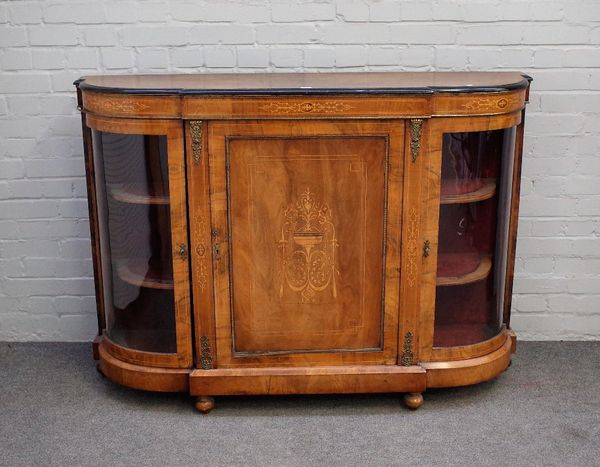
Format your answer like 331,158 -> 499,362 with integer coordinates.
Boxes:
74,72 -> 532,96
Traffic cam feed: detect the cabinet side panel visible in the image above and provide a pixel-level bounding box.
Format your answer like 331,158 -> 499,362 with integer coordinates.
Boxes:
503,109 -> 526,327
79,110 -> 106,334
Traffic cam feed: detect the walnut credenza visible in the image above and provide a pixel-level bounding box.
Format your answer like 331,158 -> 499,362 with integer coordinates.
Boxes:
75,72 -> 531,412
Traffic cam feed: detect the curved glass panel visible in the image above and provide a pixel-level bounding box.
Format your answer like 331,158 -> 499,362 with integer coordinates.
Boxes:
434,127 -> 516,347
92,131 -> 176,353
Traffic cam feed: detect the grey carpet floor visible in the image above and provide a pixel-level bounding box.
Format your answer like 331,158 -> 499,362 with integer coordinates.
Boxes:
0,342 -> 599,467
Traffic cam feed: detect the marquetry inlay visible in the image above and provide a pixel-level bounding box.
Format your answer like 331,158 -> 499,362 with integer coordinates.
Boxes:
259,101 -> 353,114
85,93 -> 151,114
461,94 -> 522,112
277,188 -> 339,303
406,208 -> 419,287
194,215 -> 209,292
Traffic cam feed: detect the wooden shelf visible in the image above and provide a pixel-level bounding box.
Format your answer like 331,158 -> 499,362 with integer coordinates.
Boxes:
433,323 -> 498,348
437,253 -> 492,287
109,184 -> 169,205
108,327 -> 177,354
440,178 -> 496,205
116,259 -> 173,290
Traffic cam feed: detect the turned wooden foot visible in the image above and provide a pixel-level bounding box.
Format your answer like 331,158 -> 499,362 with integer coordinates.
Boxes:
403,392 -> 424,410
195,396 -> 215,414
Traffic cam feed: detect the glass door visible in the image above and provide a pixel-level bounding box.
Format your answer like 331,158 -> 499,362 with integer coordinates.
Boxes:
88,117 -> 191,368
433,123 -> 517,348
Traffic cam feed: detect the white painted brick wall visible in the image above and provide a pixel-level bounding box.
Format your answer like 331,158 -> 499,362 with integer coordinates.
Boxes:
1,0 -> 599,341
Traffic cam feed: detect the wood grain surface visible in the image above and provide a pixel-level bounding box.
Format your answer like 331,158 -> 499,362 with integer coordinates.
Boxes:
204,120 -> 404,368
79,74 -> 531,404
79,71 -> 530,93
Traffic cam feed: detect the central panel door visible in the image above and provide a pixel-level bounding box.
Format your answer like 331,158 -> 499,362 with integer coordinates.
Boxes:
205,121 -> 404,367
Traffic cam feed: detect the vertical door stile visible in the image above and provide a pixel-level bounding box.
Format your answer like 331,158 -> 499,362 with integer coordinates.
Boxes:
186,120 -> 217,369
166,122 -> 194,368
398,118 -> 430,366
416,117 -> 442,363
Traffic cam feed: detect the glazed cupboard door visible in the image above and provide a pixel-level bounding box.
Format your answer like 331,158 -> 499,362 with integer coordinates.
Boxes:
189,121 -> 404,368
87,116 -> 192,368
420,111 -> 522,362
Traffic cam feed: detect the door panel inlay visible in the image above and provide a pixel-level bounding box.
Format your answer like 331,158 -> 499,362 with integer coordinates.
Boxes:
226,136 -> 387,354
278,187 -> 339,304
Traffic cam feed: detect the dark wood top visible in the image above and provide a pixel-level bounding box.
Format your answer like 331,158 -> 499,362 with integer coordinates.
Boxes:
76,72 -> 531,95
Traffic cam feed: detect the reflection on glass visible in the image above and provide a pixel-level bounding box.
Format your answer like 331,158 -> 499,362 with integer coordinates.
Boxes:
434,128 -> 516,347
92,131 -> 176,353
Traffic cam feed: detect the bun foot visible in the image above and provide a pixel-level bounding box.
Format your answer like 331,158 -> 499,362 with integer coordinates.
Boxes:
403,392 -> 424,410
195,396 -> 215,414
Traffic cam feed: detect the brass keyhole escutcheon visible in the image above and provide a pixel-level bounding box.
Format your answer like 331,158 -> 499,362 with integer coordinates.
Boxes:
423,240 -> 431,258
178,243 -> 187,260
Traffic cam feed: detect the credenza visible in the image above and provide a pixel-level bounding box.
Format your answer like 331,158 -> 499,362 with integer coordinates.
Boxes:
75,71 -> 531,412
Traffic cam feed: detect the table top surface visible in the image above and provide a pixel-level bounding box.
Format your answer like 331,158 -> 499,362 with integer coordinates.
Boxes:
77,71 -> 531,95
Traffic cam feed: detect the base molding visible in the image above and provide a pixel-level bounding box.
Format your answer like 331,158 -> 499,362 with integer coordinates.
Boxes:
421,334 -> 514,388
190,365 -> 426,396
96,330 -> 516,401
92,334 -> 102,361
98,344 -> 189,392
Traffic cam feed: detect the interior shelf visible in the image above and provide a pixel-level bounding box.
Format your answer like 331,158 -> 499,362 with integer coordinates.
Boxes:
109,326 -> 176,353
109,184 -> 170,205
436,253 -> 492,286
433,323 -> 499,348
440,178 -> 496,205
116,259 -> 173,290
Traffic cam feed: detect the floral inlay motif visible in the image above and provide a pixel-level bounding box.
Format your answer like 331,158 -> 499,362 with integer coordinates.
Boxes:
260,101 -> 353,114
277,188 -> 339,303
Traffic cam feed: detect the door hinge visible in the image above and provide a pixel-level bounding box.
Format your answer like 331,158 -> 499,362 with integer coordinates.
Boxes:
410,118 -> 424,162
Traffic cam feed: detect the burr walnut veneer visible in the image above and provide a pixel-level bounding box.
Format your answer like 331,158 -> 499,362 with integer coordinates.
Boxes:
75,72 -> 531,412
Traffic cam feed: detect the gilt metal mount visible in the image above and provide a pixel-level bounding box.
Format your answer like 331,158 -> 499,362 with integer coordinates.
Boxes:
200,336 -> 213,369
401,331 -> 414,366
410,119 -> 424,162
190,120 -> 203,164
